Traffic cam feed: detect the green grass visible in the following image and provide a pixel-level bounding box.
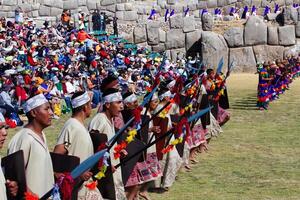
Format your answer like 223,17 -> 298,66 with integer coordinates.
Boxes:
2,74 -> 300,200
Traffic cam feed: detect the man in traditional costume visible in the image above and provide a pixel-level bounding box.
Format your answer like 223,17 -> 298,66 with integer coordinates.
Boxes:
151,89 -> 182,191
54,91 -> 103,199
8,94 -> 54,197
89,88 -> 127,200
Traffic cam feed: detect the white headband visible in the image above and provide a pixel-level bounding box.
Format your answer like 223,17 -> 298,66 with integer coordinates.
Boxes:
71,92 -> 91,108
124,94 -> 137,104
23,94 -> 48,113
103,92 -> 123,103
159,91 -> 172,100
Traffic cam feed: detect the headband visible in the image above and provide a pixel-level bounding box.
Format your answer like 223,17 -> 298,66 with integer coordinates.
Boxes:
103,92 -> 123,103
71,91 -> 91,108
23,94 -> 48,113
124,94 -> 137,104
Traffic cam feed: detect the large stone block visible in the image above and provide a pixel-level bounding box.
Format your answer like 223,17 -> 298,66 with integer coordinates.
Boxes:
224,27 -> 244,47
202,13 -> 213,31
152,43 -> 166,53
253,45 -> 284,63
134,27 -> 147,44
267,26 -> 278,45
229,47 -> 256,72
32,3 -> 41,10
278,25 -> 296,46
123,11 -> 138,21
2,0 -> 17,6
116,4 -> 125,11
40,0 -> 53,7
105,4 -> 116,12
217,0 -> 227,7
78,0 -> 87,6
101,0 -> 116,6
87,0 -> 97,10
207,0 -> 218,8
146,22 -> 160,45
63,0 -> 79,10
39,5 -> 51,16
32,10 -> 39,17
201,31 -> 229,71
170,15 -> 184,29
167,0 -> 176,5
227,0 -> 237,4
244,16 -> 267,45
159,29 -> 166,43
115,11 -> 124,20
183,16 -> 195,33
197,1 -> 207,9
124,3 -> 133,11
296,22 -> 300,38
51,7 -> 63,16
1,6 -> 14,12
186,29 -> 202,50
186,3 -> 197,11
7,11 -> 15,18
165,29 -> 185,49
20,4 -> 32,12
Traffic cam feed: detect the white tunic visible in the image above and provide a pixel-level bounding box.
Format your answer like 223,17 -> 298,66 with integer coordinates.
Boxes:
57,118 -> 94,163
8,128 -> 54,198
57,118 -> 103,200
0,157 -> 7,200
88,113 -> 126,200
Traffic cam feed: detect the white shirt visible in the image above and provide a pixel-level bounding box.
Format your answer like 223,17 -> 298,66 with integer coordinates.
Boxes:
57,118 -> 94,163
88,113 -> 126,200
8,128 -> 54,198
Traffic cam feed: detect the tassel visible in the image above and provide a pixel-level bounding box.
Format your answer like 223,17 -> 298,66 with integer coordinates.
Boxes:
59,173 -> 74,200
85,180 -> 98,190
24,192 -> 39,200
132,106 -> 143,124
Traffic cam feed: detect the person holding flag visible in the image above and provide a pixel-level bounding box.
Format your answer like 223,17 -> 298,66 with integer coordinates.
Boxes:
88,88 -> 127,200
54,91 -> 103,199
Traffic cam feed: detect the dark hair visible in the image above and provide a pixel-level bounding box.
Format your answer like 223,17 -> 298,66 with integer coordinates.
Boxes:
71,91 -> 88,114
25,112 -> 34,122
206,68 -> 214,75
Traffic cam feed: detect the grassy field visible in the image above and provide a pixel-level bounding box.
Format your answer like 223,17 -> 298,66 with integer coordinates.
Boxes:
1,74 -> 300,200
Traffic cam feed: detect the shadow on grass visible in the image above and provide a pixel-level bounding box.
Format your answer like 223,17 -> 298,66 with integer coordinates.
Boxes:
230,94 -> 258,110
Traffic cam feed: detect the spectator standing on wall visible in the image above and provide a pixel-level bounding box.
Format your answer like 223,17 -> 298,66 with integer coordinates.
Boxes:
15,6 -> 24,24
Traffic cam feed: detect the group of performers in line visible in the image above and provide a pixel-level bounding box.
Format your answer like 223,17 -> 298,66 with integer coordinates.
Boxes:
0,63 -> 231,200
257,56 -> 300,110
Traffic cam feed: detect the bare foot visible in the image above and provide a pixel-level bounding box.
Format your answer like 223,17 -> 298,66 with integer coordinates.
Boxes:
139,192 -> 151,200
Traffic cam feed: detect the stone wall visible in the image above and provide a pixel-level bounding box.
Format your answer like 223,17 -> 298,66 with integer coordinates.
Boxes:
1,0 -> 300,72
